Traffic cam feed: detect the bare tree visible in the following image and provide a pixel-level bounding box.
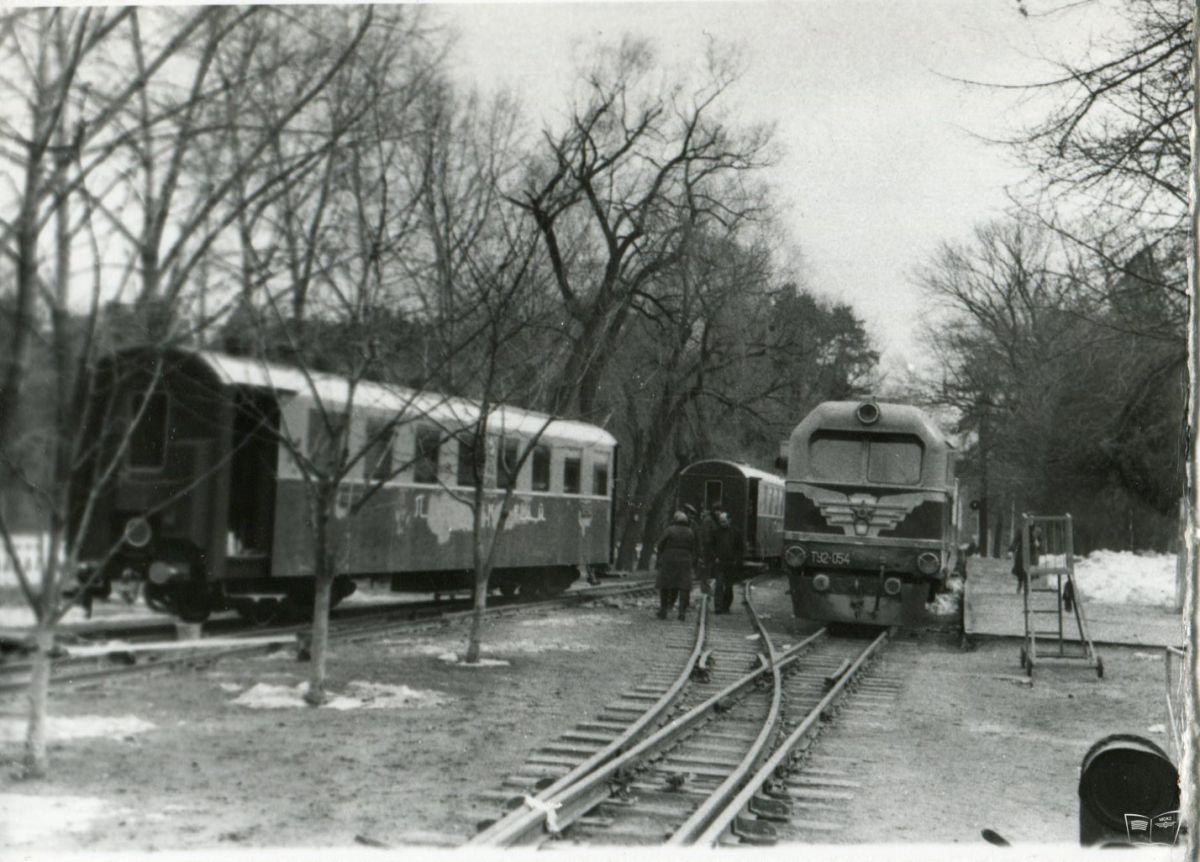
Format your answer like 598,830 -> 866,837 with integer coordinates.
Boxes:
508,37 -> 774,420
0,5 -> 417,766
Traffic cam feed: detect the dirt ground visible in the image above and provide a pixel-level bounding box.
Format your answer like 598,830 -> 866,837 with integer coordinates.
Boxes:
0,593 -> 681,853
0,570 -> 1185,856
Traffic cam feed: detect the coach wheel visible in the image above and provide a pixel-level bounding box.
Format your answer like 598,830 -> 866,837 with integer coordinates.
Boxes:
176,590 -> 212,624
521,579 -> 545,600
499,582 -> 517,598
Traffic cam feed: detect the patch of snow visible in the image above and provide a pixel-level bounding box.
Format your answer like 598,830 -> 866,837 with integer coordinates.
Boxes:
927,592 -> 961,616
387,637 -> 590,658
1070,551 -> 1176,607
0,715 -> 155,743
231,681 -> 447,710
437,653 -> 510,667
0,793 -> 114,844
218,682 -> 243,693
518,615 -> 631,627
1133,652 -> 1164,661
1147,723 -> 1166,734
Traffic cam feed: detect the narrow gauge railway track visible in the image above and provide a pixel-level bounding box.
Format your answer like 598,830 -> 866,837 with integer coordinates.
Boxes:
0,577 -> 657,694
466,576 -> 889,849
26,575 -> 653,647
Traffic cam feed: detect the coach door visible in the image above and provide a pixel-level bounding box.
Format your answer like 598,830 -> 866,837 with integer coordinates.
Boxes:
226,387 -> 280,568
704,480 -> 723,512
746,478 -> 760,556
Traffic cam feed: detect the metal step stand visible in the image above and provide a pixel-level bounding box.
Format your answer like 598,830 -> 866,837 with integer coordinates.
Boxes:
1018,514 -> 1103,679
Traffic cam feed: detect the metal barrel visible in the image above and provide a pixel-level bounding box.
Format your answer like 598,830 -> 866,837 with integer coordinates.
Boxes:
1077,734 -> 1179,846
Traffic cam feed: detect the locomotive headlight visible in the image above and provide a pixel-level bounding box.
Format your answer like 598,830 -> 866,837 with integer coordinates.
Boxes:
916,551 -> 941,576
784,544 -> 807,569
812,573 -> 831,592
883,577 -> 902,596
123,516 -> 152,549
853,518 -> 869,537
855,401 -> 880,425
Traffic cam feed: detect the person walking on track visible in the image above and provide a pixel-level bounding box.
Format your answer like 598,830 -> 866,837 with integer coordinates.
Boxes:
655,511 -> 698,620
709,510 -> 745,614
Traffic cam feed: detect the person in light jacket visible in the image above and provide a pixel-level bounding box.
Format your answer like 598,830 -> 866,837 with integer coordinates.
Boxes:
655,511 -> 698,620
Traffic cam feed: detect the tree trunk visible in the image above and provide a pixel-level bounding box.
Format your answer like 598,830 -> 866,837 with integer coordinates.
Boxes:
464,478 -> 490,665
305,499 -> 333,706
23,623 -> 53,778
465,570 -> 487,664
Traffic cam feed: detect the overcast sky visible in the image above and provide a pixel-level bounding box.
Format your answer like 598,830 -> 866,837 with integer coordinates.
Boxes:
432,0 -> 1127,375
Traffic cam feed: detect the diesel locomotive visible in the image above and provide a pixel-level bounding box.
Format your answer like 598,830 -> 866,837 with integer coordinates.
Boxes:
70,348 -> 616,622
676,460 -> 784,572
780,400 -> 960,626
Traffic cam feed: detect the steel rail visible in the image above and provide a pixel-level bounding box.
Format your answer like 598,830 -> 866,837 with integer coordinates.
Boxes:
692,627 -> 891,847
0,580 -> 659,693
664,578 -> 784,845
469,610 -> 829,846
469,594 -> 711,846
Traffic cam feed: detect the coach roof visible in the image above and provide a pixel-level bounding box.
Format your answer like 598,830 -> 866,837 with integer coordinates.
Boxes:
138,348 -> 617,449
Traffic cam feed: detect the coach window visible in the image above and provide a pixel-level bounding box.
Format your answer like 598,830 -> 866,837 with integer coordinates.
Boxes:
128,391 -> 169,469
592,459 -> 609,496
457,433 -> 483,487
307,409 -> 348,474
363,418 -> 393,481
531,444 -> 551,491
497,438 -> 520,490
414,425 -> 441,484
562,452 -> 582,494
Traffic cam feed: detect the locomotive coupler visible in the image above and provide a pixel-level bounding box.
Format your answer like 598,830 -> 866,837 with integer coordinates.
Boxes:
849,578 -> 864,619
870,564 -> 886,617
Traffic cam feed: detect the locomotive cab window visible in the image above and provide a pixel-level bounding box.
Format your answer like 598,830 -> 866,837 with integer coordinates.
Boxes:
809,431 -> 924,486
562,452 -> 582,494
867,437 -> 923,485
531,443 -> 551,491
414,425 -> 441,484
127,391 -> 169,469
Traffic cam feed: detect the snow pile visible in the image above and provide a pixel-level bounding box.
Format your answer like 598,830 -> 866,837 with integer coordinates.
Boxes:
1071,551 -> 1177,607
0,793 -> 113,845
0,714 -> 155,743
232,681 -> 447,710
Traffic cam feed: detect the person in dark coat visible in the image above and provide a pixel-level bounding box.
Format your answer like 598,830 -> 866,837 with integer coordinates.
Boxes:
697,503 -> 720,594
655,511 -> 698,620
1010,525 -> 1042,592
709,511 -> 745,614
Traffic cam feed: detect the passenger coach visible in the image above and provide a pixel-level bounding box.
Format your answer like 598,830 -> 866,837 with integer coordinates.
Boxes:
70,348 -> 616,622
781,400 -> 960,626
677,460 -> 784,570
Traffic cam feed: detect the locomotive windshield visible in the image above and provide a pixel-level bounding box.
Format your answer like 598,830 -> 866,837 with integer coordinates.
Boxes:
808,431 -> 924,486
